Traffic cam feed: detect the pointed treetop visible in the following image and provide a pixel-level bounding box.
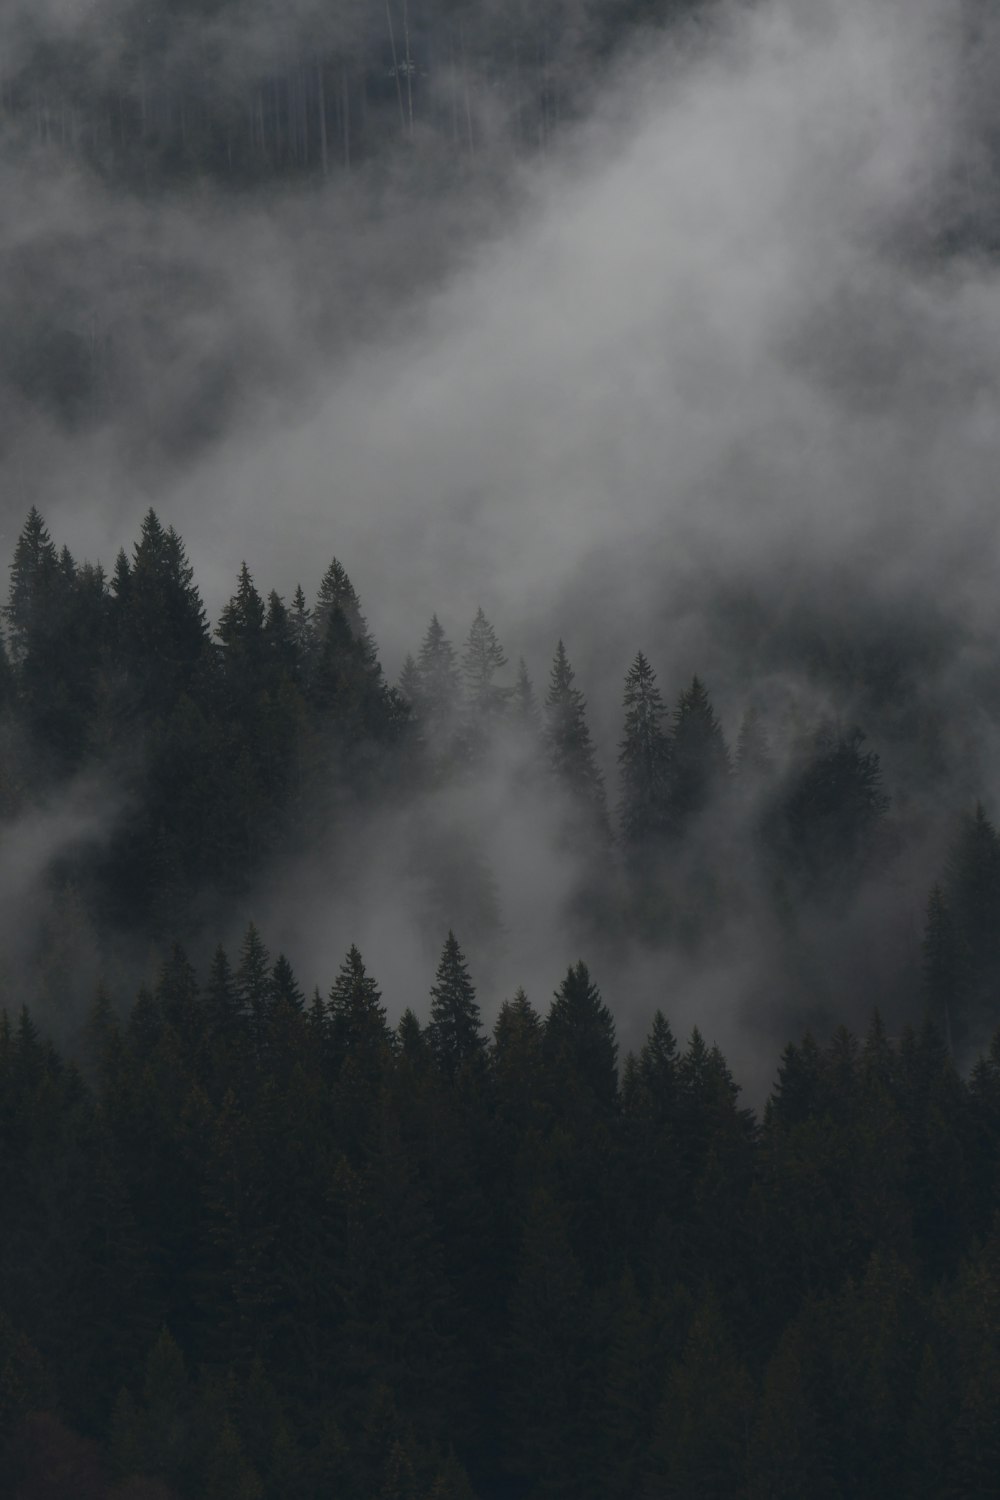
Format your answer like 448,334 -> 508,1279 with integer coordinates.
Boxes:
545,641 -> 607,822
428,930 -> 485,1075
314,558 -> 377,661
618,650 -> 670,844
462,607 -> 509,718
545,960 -> 618,1107
329,944 -> 390,1059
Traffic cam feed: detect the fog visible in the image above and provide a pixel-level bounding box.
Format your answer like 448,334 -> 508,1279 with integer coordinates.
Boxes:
4,0 -> 1000,1094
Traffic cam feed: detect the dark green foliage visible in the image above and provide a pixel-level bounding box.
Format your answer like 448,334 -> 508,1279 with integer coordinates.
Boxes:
461,608 -> 509,744
618,651 -> 670,850
428,932 -> 485,1077
544,961 -> 618,1112
545,639 -> 609,841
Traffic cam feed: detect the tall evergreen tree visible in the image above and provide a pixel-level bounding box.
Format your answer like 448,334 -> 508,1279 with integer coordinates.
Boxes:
618,651 -> 670,849
544,961 -> 618,1110
4,506 -> 59,665
117,509 -> 209,712
217,562 -> 265,659
314,558 -> 377,664
545,641 -> 608,832
462,607 -> 509,734
329,945 -> 392,1070
665,676 -> 731,833
428,932 -> 484,1076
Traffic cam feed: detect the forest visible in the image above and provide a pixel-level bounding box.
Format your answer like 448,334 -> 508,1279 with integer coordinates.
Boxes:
5,0 -> 1000,1494
0,506 -> 999,1497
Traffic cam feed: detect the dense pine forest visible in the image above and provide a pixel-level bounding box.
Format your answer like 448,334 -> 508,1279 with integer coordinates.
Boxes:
6,0 -> 1000,1495
1,506 -> 1000,1496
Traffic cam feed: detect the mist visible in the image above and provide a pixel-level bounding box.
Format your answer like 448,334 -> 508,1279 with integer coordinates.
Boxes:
5,0 -> 1000,1094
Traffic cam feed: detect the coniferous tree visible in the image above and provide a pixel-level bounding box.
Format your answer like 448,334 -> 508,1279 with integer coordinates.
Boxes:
664,676 -> 731,834
545,640 -> 608,834
314,558 -> 377,664
4,506 -> 59,665
462,607 -> 509,740
217,562 -> 265,667
116,510 -> 209,714
618,651 -> 669,849
545,961 -> 618,1111
428,932 -> 484,1077
329,945 -> 392,1076
735,704 -> 772,781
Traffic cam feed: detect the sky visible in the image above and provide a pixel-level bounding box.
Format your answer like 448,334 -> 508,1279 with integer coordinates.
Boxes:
3,0 -> 1000,1092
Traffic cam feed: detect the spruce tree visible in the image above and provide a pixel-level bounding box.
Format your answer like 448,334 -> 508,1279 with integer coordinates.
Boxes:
416,616 -> 460,713
4,506 -> 59,665
544,961 -> 618,1109
665,676 -> 731,834
217,562 -> 265,658
735,704 -> 772,781
314,558 -> 377,665
428,932 -> 484,1076
462,607 -> 509,734
618,651 -> 670,848
329,944 -> 392,1067
545,641 -> 608,831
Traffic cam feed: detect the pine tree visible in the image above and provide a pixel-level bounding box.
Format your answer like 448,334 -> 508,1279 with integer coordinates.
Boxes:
217,562 -> 265,663
236,922 -> 271,1041
665,676 -> 731,833
462,607 -> 509,736
329,945 -> 392,1069
544,961 -> 618,1110
735,704 -> 772,781
416,617 -> 460,711
118,510 -> 209,712
4,506 -> 59,665
314,557 -> 377,664
428,932 -> 485,1076
545,640 -> 608,832
618,651 -> 669,848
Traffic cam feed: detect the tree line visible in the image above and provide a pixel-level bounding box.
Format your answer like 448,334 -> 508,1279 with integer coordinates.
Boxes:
1,926 -> 1000,1496
0,505 -> 994,1055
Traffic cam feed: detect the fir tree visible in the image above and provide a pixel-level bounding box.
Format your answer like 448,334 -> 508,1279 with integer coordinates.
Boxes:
329,945 -> 392,1066
428,932 -> 485,1076
665,676 -> 731,833
462,607 -> 509,732
545,961 -> 618,1110
4,506 -> 59,665
217,562 -> 265,658
618,651 -> 670,848
416,617 -> 460,715
545,640 -> 608,830
314,558 -> 377,664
